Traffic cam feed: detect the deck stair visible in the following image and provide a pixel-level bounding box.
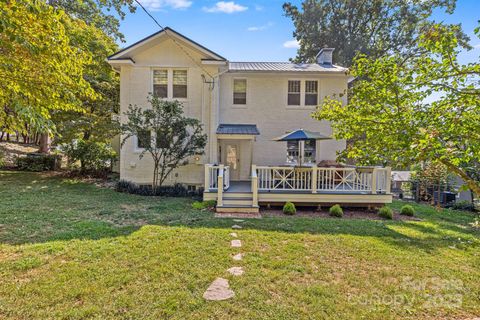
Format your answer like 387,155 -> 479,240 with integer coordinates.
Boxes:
216,191 -> 259,214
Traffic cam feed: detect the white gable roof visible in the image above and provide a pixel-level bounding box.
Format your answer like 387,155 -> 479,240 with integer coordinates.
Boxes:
108,27 -> 226,62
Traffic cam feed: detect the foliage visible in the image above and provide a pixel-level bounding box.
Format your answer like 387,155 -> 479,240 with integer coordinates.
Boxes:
449,200 -> 475,212
378,206 -> 393,219
282,0 -> 466,67
16,153 -> 61,172
400,205 -> 415,216
0,149 -> 5,168
115,180 -> 203,198
329,204 -> 344,217
192,200 -> 216,210
120,97 -> 207,188
63,139 -> 117,172
283,202 -> 297,215
313,23 -> 480,195
0,0 -> 95,134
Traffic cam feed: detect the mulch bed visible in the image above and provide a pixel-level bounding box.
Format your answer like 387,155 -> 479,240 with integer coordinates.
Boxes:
261,207 -> 421,221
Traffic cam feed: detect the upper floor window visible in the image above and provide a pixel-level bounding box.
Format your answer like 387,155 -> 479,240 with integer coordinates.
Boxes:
153,70 -> 168,98
305,80 -> 318,106
287,80 -> 301,105
173,70 -> 187,98
233,79 -> 247,105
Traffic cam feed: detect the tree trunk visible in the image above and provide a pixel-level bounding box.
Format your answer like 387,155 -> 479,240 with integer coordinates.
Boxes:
440,159 -> 480,197
38,133 -> 51,154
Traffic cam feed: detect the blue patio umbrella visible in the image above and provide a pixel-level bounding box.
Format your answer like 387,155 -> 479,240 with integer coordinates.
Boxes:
273,129 -> 331,166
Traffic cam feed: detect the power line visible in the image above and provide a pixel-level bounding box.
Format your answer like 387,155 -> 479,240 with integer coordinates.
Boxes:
133,0 -> 215,79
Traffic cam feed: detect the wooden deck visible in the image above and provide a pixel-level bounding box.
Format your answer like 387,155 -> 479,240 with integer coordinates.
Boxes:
203,165 -> 393,213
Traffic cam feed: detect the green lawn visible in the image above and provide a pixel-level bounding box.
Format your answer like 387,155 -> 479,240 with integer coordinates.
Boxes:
0,171 -> 479,319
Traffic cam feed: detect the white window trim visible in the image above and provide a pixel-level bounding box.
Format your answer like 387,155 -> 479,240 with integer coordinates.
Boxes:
232,77 -> 247,108
285,79 -> 321,109
151,68 -> 189,102
286,79 -> 302,107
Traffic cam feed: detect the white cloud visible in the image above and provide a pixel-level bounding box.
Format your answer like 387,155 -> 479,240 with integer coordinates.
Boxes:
203,1 -> 248,13
283,39 -> 300,49
247,22 -> 273,32
137,0 -> 192,11
254,4 -> 263,11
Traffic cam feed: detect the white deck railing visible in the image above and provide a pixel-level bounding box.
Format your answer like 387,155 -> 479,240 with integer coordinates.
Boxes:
256,166 -> 391,194
204,164 -> 230,191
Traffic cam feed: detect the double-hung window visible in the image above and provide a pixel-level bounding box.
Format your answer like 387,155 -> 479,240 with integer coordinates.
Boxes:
286,141 -> 300,164
305,80 -> 318,106
286,139 -> 316,164
287,80 -> 301,105
233,79 -> 247,105
153,70 -> 168,98
137,130 -> 151,149
173,70 -> 187,98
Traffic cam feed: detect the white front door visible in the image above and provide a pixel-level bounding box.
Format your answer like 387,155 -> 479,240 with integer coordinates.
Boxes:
225,144 -> 240,180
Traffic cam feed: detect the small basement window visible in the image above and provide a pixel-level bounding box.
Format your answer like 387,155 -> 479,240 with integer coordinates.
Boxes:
233,79 -> 247,105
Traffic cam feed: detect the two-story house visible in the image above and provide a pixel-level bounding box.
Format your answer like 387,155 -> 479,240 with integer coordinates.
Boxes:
108,27 -> 392,213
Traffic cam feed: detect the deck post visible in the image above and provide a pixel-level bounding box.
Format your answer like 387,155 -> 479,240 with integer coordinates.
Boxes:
251,165 -> 258,207
385,166 -> 392,194
204,164 -> 210,190
371,168 -> 377,194
217,165 -> 224,207
311,167 -> 317,193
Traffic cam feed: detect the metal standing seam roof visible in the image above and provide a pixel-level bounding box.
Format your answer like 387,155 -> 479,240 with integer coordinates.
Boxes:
228,62 -> 347,73
217,124 -> 260,135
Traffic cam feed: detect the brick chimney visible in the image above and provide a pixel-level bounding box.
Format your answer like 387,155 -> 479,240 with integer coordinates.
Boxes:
316,47 -> 334,65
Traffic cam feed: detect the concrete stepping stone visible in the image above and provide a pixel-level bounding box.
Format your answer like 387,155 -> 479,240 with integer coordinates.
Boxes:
232,225 -> 242,229
232,253 -> 243,261
227,266 -> 244,276
230,232 -> 238,238
231,240 -> 242,247
203,278 -> 235,301
233,219 -> 244,222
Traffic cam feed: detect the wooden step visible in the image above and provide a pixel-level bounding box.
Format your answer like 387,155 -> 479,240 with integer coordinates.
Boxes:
222,197 -> 253,206
216,205 -> 259,214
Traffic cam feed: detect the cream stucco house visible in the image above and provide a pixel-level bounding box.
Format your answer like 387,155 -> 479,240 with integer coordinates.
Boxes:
108,27 -> 392,213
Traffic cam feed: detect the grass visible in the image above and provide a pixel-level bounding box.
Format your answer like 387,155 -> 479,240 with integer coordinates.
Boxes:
0,171 -> 479,319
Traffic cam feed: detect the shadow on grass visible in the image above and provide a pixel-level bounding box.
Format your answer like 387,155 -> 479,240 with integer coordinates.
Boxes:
0,170 -> 478,254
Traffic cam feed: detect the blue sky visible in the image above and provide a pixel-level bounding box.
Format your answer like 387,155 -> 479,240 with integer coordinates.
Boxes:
118,0 -> 480,63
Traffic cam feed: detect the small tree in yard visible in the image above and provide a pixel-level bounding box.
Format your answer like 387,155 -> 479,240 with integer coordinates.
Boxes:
120,96 -> 207,189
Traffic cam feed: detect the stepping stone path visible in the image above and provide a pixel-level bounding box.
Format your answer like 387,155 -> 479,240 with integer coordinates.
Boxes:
231,240 -> 242,247
227,266 -> 244,276
203,278 -> 235,301
232,253 -> 243,261
204,220 -> 246,301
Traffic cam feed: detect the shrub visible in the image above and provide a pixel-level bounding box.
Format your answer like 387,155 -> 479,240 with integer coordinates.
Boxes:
283,202 -> 296,215
329,204 -> 343,217
450,200 -> 475,211
400,205 -> 415,216
0,149 -> 5,168
63,140 -> 117,173
115,180 -> 203,198
192,200 -> 216,210
16,153 -> 61,171
378,206 -> 393,219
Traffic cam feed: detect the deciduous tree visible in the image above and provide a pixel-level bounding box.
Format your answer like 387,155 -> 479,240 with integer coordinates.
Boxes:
313,23 -> 480,195
120,97 -> 207,188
